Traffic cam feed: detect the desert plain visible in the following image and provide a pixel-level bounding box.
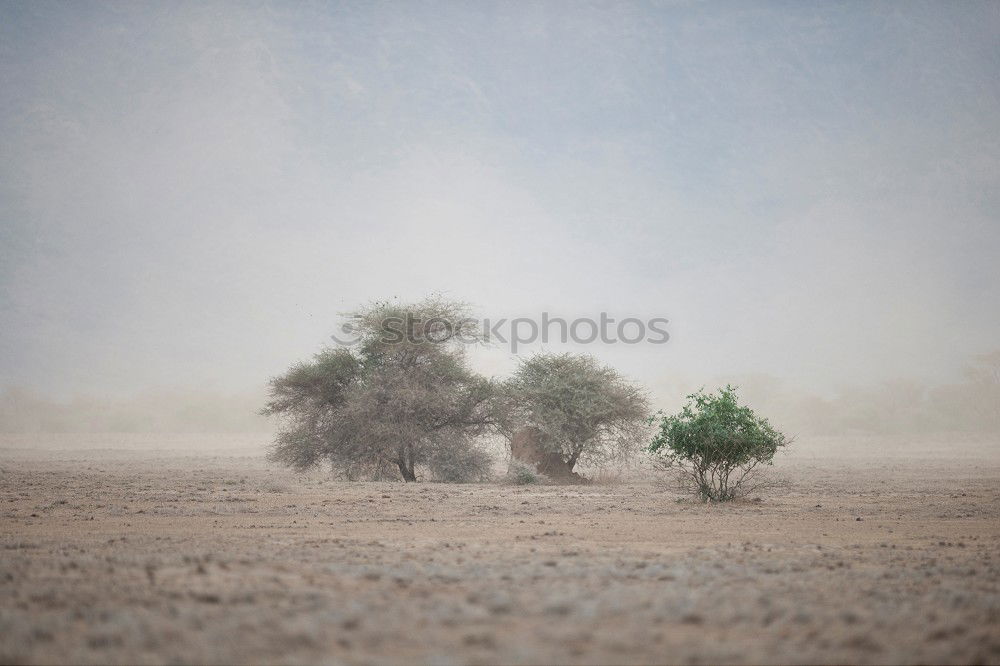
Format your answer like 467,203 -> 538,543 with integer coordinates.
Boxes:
1,433 -> 998,665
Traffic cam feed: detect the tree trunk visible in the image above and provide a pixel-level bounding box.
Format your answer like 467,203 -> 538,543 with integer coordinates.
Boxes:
509,427 -> 589,484
397,444 -> 417,482
396,458 -> 416,482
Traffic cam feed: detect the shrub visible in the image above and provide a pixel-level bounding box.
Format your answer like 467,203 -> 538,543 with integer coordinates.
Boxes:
504,459 -> 550,485
648,385 -> 788,501
426,439 -> 494,483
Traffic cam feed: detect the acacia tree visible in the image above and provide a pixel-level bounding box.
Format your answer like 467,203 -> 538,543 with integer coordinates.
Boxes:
498,353 -> 649,482
263,298 -> 496,482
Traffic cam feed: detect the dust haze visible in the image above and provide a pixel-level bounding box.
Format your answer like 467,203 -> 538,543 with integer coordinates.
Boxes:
2,1 -> 998,409
1,2 -> 999,665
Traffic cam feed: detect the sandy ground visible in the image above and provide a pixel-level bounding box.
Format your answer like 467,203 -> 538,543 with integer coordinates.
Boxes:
1,433 -> 999,665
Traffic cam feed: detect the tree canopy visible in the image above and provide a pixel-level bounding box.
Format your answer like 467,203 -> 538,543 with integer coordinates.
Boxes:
498,353 -> 649,478
263,298 -> 495,481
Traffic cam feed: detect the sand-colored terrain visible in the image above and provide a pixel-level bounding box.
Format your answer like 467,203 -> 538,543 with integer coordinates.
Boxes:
1,433 -> 999,665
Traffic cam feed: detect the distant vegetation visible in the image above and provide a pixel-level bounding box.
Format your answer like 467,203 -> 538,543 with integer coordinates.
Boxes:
2,294 -> 997,485
263,298 -> 651,483
4,351 -> 996,438
0,387 -> 269,433
257,295 -> 998,485
711,350 -> 1000,437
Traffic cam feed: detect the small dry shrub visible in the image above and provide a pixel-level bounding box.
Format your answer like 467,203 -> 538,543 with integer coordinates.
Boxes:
427,440 -> 494,483
504,459 -> 550,485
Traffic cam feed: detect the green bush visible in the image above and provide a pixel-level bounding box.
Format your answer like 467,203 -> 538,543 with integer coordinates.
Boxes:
648,385 -> 788,501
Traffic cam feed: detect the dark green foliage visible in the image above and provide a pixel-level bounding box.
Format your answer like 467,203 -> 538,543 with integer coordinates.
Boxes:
648,385 -> 788,501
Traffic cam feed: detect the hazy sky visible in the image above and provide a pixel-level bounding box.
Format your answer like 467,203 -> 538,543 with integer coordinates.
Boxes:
1,1 -> 998,400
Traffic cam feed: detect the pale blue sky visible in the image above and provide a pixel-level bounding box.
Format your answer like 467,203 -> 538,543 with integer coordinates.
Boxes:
1,1 -> 998,399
